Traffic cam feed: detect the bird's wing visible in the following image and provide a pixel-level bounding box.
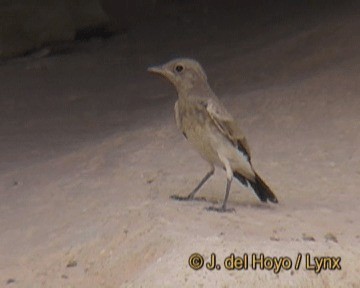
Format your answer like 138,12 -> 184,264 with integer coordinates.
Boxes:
174,100 -> 188,139
205,98 -> 251,160
174,100 -> 181,130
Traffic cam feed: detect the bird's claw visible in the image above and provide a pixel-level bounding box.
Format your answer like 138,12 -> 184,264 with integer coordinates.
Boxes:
170,195 -> 206,201
205,206 -> 235,213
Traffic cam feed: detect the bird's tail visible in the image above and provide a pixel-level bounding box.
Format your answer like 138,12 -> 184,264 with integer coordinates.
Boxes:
234,171 -> 278,203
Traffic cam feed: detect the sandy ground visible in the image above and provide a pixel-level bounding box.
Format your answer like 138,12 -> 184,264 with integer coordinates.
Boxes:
1,4 -> 359,288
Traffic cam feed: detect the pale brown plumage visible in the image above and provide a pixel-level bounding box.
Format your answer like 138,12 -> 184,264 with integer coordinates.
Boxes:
148,58 -> 278,212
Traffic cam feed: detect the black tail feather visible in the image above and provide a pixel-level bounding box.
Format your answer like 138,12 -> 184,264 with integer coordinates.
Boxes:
234,172 -> 278,203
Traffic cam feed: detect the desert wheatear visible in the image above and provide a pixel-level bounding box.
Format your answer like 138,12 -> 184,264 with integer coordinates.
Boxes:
148,58 -> 278,212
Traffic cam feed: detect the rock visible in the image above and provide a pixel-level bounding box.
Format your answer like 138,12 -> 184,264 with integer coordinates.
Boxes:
6,278 -> 15,285
0,0 -> 111,59
324,232 -> 338,243
66,259 -> 78,268
302,233 -> 315,241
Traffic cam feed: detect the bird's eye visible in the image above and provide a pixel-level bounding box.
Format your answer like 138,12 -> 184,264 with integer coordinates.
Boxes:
175,65 -> 184,73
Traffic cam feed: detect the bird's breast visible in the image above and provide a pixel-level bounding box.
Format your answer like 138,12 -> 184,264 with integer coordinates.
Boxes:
177,101 -> 222,165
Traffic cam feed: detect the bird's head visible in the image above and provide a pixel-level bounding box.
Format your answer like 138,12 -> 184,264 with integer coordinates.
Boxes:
148,58 -> 209,95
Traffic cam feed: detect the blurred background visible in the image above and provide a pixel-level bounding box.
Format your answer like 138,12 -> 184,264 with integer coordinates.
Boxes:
1,0 -> 358,59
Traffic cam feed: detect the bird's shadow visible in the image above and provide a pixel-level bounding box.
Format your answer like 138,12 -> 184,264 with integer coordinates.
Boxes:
170,194 -> 276,210
234,201 -> 276,210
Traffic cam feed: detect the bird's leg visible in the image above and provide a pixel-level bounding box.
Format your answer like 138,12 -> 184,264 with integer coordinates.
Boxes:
206,178 -> 235,212
171,166 -> 214,201
206,156 -> 235,212
222,178 -> 232,210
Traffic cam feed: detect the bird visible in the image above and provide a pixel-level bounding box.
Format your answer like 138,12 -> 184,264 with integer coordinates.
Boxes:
148,58 -> 278,212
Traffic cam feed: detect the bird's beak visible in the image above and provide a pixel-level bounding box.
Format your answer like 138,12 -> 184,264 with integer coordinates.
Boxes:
147,65 -> 173,79
147,65 -> 164,74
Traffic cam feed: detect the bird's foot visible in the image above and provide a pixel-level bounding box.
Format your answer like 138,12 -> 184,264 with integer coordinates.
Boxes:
170,195 -> 206,201
205,206 -> 235,213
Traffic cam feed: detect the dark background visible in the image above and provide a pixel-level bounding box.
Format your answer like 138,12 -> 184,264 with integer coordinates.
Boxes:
1,0 -> 358,59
